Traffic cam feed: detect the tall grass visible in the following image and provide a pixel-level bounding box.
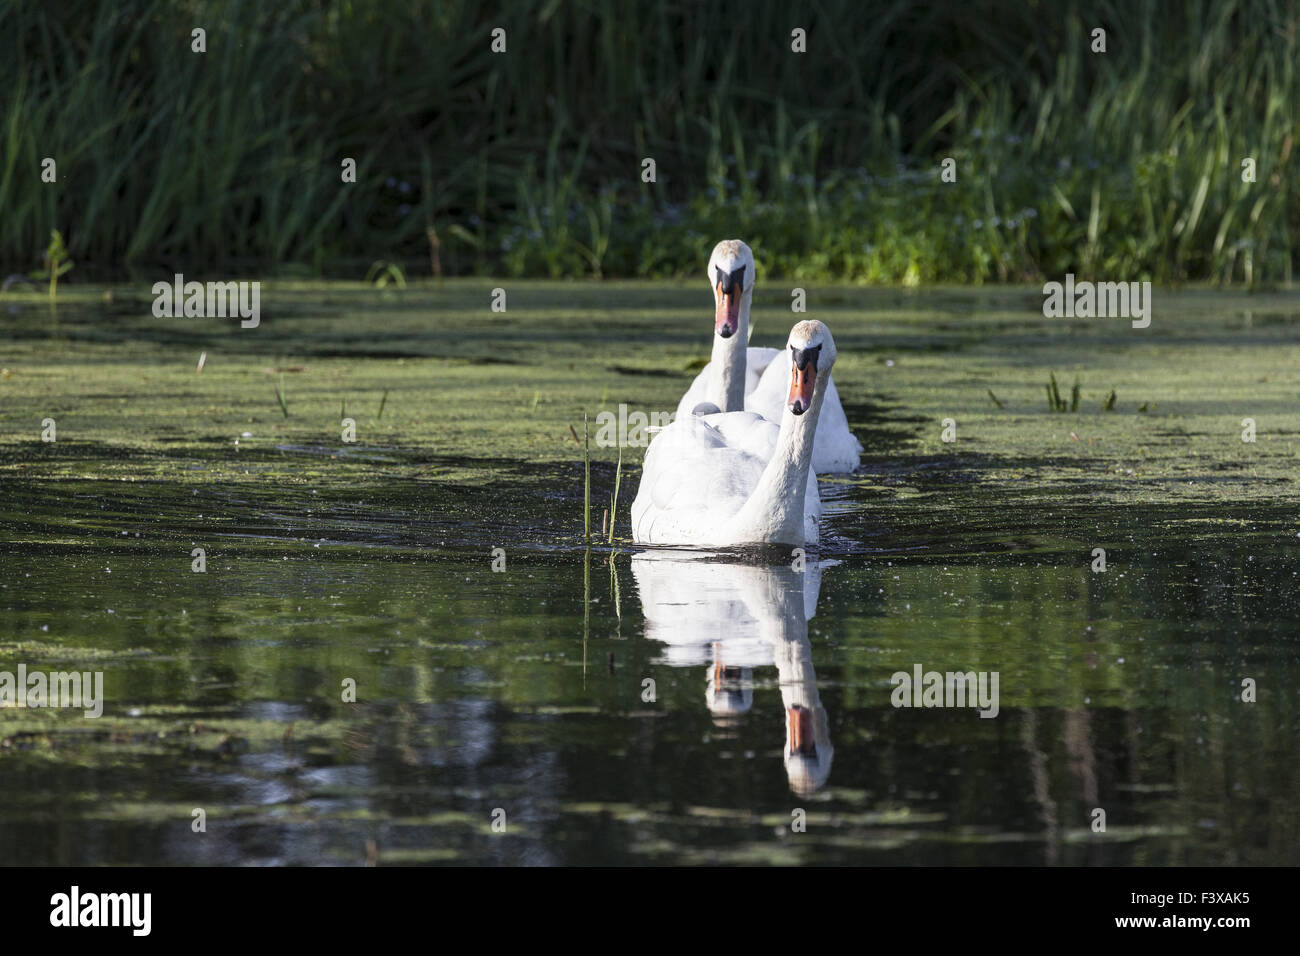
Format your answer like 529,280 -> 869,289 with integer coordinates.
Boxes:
2,0 -> 1296,285
607,446 -> 622,545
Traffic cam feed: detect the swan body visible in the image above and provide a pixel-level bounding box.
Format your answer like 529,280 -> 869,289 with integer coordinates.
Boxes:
677,347 -> 862,474
632,319 -> 838,549
677,240 -> 862,474
631,408 -> 821,547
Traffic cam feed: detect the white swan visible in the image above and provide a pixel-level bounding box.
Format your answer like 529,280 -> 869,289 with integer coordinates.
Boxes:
674,240 -> 863,473
631,319 -> 839,548
631,553 -> 835,794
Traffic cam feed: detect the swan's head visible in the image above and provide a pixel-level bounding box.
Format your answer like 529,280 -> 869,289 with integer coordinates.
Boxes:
785,703 -> 834,795
707,239 -> 754,339
785,320 -> 837,416
707,647 -> 753,717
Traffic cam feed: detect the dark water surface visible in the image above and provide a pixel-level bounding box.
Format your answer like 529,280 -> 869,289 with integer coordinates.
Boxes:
1,475 -> 1296,865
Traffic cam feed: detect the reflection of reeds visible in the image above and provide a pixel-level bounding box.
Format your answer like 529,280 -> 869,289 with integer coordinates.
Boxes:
609,553 -> 621,623
583,413 -> 591,543
582,546 -> 590,681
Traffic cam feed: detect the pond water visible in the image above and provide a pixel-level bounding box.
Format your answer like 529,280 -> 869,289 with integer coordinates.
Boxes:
1,284 -> 1297,864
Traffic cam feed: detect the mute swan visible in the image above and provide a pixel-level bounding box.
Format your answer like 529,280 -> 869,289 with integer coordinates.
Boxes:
631,319 -> 839,548
631,553 -> 835,794
674,240 -> 863,473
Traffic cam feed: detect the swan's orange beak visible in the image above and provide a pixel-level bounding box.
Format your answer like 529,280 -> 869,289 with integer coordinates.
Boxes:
789,360 -> 817,415
715,282 -> 741,338
787,705 -> 817,756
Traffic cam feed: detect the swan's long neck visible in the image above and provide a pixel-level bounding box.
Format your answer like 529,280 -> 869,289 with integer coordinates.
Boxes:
774,629 -> 833,793
750,567 -> 811,644
724,368 -> 827,546
708,295 -> 750,412
772,629 -> 818,708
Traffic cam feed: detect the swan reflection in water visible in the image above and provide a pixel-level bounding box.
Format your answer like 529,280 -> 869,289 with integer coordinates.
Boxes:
631,553 -> 834,795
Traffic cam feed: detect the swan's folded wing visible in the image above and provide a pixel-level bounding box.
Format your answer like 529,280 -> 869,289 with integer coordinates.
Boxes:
702,410 -> 779,460
705,410 -> 820,544
818,376 -> 865,462
632,415 -> 767,542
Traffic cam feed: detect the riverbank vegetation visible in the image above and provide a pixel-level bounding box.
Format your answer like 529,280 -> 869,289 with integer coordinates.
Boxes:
2,0 -> 1296,285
